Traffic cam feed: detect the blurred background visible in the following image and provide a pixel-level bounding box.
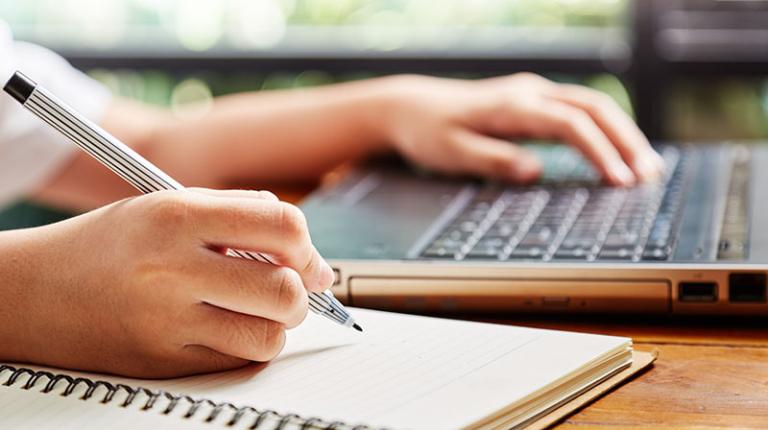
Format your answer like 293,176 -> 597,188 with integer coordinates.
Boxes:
2,0 -> 767,142
0,0 -> 767,227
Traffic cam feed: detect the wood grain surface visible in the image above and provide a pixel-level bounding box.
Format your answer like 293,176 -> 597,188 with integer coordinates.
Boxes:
494,318 -> 768,429
279,186 -> 768,430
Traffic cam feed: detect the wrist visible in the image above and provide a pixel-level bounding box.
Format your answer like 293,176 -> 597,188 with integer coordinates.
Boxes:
0,227 -> 50,362
350,74 -> 425,153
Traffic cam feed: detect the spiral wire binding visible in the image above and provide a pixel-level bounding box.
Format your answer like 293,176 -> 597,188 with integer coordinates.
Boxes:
0,365 -> 374,430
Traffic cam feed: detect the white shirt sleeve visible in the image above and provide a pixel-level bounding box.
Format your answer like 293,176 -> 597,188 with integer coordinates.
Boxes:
0,22 -> 112,209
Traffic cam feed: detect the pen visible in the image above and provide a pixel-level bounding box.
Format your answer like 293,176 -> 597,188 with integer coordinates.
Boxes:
4,71 -> 362,332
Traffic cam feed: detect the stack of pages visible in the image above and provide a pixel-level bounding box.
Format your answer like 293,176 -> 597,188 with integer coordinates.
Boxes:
0,308 -> 652,429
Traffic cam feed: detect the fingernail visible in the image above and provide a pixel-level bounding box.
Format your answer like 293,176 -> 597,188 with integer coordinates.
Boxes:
512,165 -> 539,182
258,190 -> 279,201
612,162 -> 636,186
319,260 -> 335,289
512,156 -> 542,182
640,158 -> 662,182
631,159 -> 651,182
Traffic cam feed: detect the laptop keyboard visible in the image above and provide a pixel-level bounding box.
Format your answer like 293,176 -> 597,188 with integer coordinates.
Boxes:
421,146 -> 689,262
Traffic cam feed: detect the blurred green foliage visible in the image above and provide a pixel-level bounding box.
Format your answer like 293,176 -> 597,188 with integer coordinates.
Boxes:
2,0 -> 626,31
667,78 -> 768,141
0,0 -> 765,140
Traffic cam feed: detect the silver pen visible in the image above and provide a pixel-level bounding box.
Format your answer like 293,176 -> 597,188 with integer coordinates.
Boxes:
4,71 -> 361,332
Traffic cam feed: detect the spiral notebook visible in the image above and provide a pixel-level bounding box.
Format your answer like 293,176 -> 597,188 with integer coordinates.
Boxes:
0,308 -> 653,429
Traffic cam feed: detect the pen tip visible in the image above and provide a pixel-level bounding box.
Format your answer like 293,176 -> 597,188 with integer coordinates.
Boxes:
353,323 -> 363,332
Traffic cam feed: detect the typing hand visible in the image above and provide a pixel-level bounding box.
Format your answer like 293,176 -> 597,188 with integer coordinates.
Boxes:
380,73 -> 664,186
0,189 -> 333,378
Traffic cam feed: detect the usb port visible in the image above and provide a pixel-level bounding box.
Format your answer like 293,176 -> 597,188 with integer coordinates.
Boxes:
679,282 -> 718,302
729,273 -> 767,303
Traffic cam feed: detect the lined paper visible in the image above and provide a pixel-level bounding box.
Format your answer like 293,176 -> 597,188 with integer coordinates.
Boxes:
147,310 -> 541,420
7,308 -> 630,429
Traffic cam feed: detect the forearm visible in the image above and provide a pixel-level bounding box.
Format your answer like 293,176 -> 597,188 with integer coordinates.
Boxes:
146,76 -> 396,186
32,77 -> 400,212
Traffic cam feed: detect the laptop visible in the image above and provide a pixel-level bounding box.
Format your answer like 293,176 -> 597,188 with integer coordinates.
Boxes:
301,142 -> 768,315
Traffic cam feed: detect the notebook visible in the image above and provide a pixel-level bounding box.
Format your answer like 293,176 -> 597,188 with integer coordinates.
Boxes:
0,308 -> 653,429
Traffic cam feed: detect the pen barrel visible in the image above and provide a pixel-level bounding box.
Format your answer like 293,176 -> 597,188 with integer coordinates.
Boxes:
21,84 -> 184,194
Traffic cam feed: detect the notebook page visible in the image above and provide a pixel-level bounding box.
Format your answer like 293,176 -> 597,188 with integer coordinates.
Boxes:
56,307 -> 630,430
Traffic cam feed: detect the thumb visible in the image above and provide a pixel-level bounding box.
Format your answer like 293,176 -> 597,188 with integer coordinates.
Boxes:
449,129 -> 542,183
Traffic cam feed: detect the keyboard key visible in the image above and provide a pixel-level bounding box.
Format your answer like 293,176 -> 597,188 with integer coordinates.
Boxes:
486,221 -> 518,238
423,246 -> 458,259
598,247 -> 635,260
642,246 -> 671,261
475,237 -> 506,248
472,189 -> 504,204
465,247 -> 503,259
560,237 -> 596,250
457,210 -> 488,223
646,236 -> 671,249
603,231 -> 640,248
437,229 -> 473,243
430,240 -> 463,252
456,220 -> 480,233
508,246 -> 545,259
519,227 -> 555,246
553,247 -> 590,259
497,215 -> 527,226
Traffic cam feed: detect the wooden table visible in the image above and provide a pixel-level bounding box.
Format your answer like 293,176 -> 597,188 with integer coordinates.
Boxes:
493,316 -> 768,429
278,187 -> 768,429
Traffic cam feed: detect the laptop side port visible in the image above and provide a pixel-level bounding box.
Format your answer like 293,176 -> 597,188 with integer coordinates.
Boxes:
729,273 -> 767,303
678,282 -> 718,302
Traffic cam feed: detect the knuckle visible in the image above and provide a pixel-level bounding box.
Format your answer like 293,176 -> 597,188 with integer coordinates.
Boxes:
278,202 -> 309,242
561,109 -> 592,135
444,142 -> 468,166
144,191 -> 193,226
441,148 -> 471,175
251,320 -> 286,361
286,302 -> 309,329
485,155 -> 516,178
514,72 -> 540,82
593,91 -> 615,106
443,133 -> 463,153
275,268 -> 307,316
589,92 -> 617,115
